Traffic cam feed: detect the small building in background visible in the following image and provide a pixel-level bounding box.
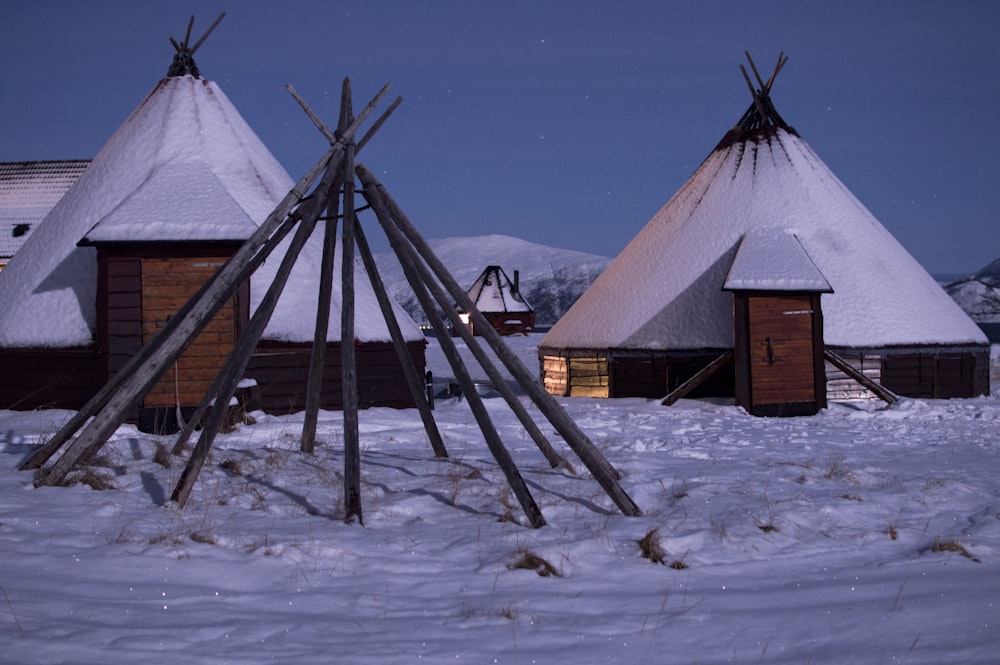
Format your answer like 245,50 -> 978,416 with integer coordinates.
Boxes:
457,265 -> 535,336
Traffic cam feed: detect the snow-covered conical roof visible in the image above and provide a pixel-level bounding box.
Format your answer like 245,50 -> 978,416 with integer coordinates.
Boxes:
543,108 -> 986,351
0,74 -> 421,347
465,265 -> 532,314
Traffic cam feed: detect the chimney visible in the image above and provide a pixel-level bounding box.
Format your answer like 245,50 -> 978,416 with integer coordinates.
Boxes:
513,270 -> 520,295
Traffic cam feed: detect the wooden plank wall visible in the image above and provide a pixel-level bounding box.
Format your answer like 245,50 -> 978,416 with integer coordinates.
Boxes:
567,356 -> 609,398
141,257 -> 236,408
882,349 -> 989,399
540,354 -> 568,396
541,351 -> 736,399
102,256 -> 143,379
611,356 -> 667,398
0,348 -> 106,410
246,341 -> 425,413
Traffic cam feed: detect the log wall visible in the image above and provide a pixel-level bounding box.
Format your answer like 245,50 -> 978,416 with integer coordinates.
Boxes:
246,341 -> 426,413
0,347 -> 106,410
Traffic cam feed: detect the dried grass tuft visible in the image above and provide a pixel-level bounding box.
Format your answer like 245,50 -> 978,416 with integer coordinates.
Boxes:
60,468 -> 117,491
639,528 -> 667,565
508,548 -> 561,577
931,538 -> 980,563
153,443 -> 172,469
189,530 -> 216,545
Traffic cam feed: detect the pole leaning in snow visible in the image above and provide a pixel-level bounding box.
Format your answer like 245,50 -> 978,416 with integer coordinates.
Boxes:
356,165 -> 642,518
361,175 -> 546,527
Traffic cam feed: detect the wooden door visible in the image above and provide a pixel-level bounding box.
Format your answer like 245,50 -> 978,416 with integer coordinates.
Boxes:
141,257 -> 237,408
748,295 -> 816,407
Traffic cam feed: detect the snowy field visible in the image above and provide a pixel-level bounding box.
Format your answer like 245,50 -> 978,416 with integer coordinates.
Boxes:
1,333 -> 998,664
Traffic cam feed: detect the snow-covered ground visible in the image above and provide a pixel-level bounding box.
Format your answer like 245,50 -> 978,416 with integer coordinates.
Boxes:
1,334 -> 998,664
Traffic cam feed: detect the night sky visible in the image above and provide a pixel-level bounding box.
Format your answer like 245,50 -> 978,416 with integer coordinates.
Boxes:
2,1 -> 998,274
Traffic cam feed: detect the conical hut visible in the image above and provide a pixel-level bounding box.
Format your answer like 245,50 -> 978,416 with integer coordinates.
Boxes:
0,26 -> 425,430
539,55 -> 989,408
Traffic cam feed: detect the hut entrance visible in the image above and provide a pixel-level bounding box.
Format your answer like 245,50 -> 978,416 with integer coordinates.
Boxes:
140,256 -> 240,431
739,294 -> 824,416
723,228 -> 832,417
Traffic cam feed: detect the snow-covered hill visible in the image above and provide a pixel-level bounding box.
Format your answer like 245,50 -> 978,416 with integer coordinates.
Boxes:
945,257 -> 1000,323
375,234 -> 610,326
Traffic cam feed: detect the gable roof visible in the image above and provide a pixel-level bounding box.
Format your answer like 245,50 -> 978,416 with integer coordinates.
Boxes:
0,74 -> 421,347
723,228 -> 832,293
465,265 -> 532,314
0,160 -> 89,261
542,63 -> 986,352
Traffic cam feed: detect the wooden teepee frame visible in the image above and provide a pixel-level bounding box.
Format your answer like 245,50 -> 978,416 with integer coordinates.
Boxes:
20,78 -> 641,528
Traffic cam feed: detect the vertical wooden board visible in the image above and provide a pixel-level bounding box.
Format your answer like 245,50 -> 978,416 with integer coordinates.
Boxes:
747,295 -> 817,406
141,256 -> 237,408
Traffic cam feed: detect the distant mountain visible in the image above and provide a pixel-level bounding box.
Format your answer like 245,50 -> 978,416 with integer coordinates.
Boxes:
375,234 -> 610,326
945,258 -> 1000,323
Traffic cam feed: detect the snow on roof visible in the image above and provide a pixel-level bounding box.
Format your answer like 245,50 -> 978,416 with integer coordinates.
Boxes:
723,227 -> 832,293
543,128 -> 987,351
0,75 -> 421,347
81,162 -> 258,243
0,160 -> 89,260
465,265 -> 532,314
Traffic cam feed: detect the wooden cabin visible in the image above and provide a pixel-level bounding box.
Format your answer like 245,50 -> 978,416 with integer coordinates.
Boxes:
457,265 -> 535,336
539,56 -> 989,407
0,55 -> 426,432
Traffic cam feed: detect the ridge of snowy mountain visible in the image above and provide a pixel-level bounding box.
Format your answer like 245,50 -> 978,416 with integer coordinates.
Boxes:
375,234 -> 610,326
946,257 -> 1000,323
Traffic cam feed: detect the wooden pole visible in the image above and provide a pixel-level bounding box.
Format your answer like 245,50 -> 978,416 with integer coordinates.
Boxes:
356,165 -> 641,517
361,178 -> 545,527
171,167 -> 341,507
341,138 -> 362,524
357,178 -> 566,469
170,212 -> 304,455
300,199 -> 340,454
661,350 -> 734,406
824,348 -> 898,405
353,217 -> 448,458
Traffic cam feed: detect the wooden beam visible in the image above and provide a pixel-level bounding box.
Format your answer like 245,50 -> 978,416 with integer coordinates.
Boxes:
171,167 -> 341,507
357,164 -> 640,518
300,200 -> 339,454
362,176 -> 545,528
353,214 -> 448,458
661,350 -> 734,406
824,348 -> 898,405
341,137 -> 362,524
